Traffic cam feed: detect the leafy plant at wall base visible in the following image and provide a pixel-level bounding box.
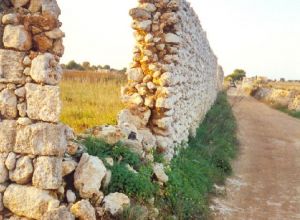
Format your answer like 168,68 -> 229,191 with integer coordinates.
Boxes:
108,164 -> 158,200
83,137 -> 158,200
83,137 -> 141,168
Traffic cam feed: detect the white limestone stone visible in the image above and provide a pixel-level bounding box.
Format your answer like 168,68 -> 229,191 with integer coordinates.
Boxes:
74,153 -> 107,199
3,25 -> 32,51
9,156 -> 33,184
70,200 -> 96,220
25,83 -> 61,122
32,156 -> 62,190
0,49 -> 25,81
103,193 -> 130,216
0,120 -> 16,153
3,184 -> 60,219
0,88 -> 17,119
15,122 -> 67,156
0,153 -> 8,184
30,53 -> 63,85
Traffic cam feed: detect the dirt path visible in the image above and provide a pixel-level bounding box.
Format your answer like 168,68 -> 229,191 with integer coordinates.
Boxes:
211,89 -> 300,220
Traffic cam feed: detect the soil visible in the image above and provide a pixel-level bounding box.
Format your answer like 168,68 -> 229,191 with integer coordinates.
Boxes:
211,88 -> 300,220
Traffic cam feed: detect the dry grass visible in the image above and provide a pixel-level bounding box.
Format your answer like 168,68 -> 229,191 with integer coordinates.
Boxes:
60,70 -> 126,133
266,82 -> 300,92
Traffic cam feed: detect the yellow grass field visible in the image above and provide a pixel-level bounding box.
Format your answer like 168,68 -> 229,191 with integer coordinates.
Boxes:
266,82 -> 300,92
60,70 -> 126,133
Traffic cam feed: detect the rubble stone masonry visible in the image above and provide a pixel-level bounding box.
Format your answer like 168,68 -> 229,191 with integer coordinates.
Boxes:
0,0 -> 223,219
120,0 -> 223,161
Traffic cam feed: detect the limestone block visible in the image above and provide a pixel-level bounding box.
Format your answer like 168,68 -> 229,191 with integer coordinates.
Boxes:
41,206 -> 75,220
30,53 -> 63,85
138,129 -> 156,152
33,34 -> 53,52
11,0 -> 29,8
70,200 -> 96,220
32,156 -> 62,190
3,25 -> 32,51
17,102 -> 27,117
24,13 -> 58,31
29,0 -> 42,12
164,33 -> 181,44
14,87 -> 25,97
16,117 -> 32,126
129,8 -> 151,20
74,153 -> 107,199
0,120 -> 16,153
62,160 -> 77,177
41,0 -> 61,18
25,83 -> 61,122
144,96 -> 155,108
132,20 -> 152,32
121,139 -> 144,157
89,125 -> 125,145
0,88 -> 17,119
66,190 -> 76,203
2,13 -> 19,25
153,163 -> 169,183
66,141 -> 79,155
129,93 -> 144,106
45,28 -> 65,39
156,96 -> 176,109
118,108 -> 150,128
9,156 -> 33,184
52,38 -> 64,56
0,49 -> 25,81
3,184 -> 60,219
5,152 -> 16,170
153,117 -> 173,129
141,3 -> 156,12
15,122 -> 67,156
103,193 -> 130,216
0,183 -> 7,193
127,68 -> 144,82
0,153 -> 8,184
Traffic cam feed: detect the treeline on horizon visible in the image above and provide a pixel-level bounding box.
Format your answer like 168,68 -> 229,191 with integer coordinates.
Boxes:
62,60 -> 127,73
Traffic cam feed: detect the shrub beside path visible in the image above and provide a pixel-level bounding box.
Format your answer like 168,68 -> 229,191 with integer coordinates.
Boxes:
212,88 -> 300,220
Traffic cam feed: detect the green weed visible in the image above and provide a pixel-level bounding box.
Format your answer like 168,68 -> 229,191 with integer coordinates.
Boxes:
157,92 -> 238,219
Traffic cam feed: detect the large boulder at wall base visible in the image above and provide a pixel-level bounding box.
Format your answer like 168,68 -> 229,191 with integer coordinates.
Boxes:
70,200 -> 96,220
74,153 -> 107,199
3,184 -> 60,219
103,193 -> 130,216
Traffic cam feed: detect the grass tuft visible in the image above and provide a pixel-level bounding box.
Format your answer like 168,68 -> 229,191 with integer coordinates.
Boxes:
275,106 -> 300,119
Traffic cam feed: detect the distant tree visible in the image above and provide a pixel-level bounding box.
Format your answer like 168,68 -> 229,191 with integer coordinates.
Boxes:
82,61 -> 91,70
226,69 -> 246,81
120,67 -> 127,73
103,65 -> 110,70
65,60 -> 84,70
90,65 -> 98,71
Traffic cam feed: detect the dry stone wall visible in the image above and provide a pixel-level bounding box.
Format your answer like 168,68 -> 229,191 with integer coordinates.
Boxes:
0,0 -> 72,219
120,0 -> 223,161
242,78 -> 300,111
0,0 -> 223,219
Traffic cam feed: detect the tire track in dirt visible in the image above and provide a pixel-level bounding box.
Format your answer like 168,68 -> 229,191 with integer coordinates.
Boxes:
211,89 -> 300,220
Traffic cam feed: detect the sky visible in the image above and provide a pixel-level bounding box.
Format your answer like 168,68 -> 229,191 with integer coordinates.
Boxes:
58,0 -> 300,80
